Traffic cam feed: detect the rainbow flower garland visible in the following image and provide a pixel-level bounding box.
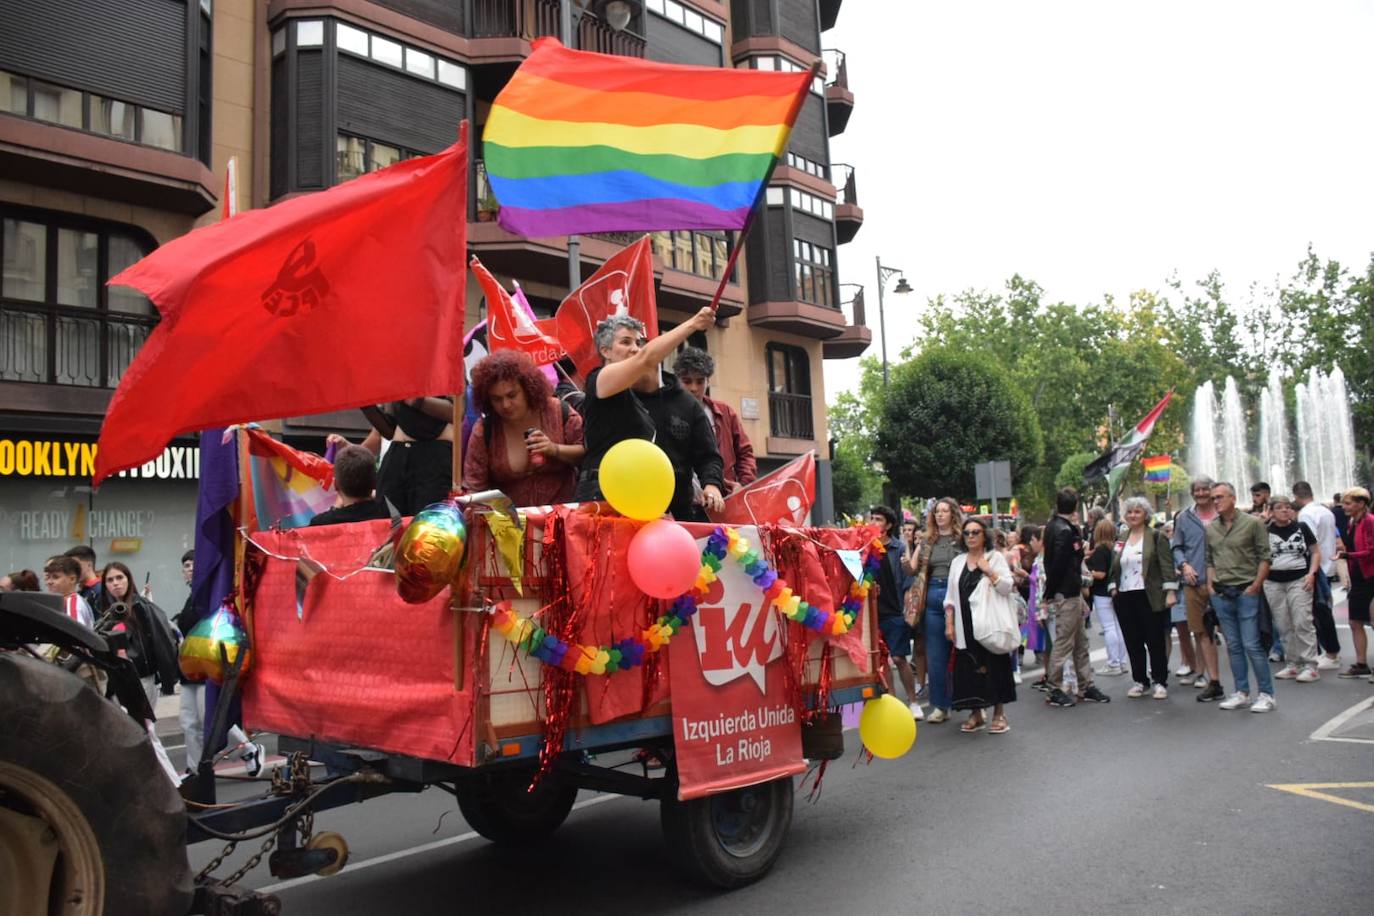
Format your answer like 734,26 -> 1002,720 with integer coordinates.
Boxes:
488,526 -> 884,676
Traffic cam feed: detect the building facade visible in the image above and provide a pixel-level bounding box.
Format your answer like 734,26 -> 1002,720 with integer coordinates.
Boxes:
0,0 -> 868,597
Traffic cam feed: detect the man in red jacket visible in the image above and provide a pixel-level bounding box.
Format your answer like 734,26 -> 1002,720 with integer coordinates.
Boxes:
674,347 -> 757,493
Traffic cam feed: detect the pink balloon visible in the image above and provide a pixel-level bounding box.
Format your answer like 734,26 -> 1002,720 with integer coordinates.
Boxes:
627,519 -> 701,599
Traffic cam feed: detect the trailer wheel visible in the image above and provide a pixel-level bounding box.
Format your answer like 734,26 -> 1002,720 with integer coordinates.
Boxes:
455,771 -> 578,845
0,654 -> 193,916
660,776 -> 793,888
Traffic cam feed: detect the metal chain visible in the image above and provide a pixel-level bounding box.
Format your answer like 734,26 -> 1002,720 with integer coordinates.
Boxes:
219,832 -> 278,887
195,752 -> 318,886
196,841 -> 238,883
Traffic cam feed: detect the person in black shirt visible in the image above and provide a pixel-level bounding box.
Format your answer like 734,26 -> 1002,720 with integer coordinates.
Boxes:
311,445 -> 390,527
573,307 -> 718,515
1042,487 -> 1110,707
1263,495 -> 1320,681
328,398 -> 456,517
636,370 -> 724,522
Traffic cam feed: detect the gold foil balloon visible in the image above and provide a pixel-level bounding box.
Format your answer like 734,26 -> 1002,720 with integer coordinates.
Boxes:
394,498 -> 467,604
179,603 -> 251,684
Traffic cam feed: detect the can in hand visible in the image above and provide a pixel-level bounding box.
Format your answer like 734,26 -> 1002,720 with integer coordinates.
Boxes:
524,428 -> 546,468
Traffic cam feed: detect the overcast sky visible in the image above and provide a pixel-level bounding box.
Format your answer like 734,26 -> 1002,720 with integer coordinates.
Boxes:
823,0 -> 1374,398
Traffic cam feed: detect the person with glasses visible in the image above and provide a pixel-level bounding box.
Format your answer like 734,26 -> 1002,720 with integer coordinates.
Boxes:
943,517 -> 1017,733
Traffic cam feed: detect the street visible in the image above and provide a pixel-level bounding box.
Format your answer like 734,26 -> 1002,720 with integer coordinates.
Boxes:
173,620 -> 1374,916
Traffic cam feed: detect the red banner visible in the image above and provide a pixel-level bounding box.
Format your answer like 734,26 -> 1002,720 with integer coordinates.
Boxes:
715,452 -> 815,527
472,255 -> 565,366
668,525 -> 805,800
554,236 -> 657,379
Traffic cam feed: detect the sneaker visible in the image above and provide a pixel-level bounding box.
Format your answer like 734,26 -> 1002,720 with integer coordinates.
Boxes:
927,708 -> 948,724
1338,664 -> 1371,678
1250,692 -> 1276,713
1193,674 -> 1210,688
1268,649 -> 1285,664
1096,663 -> 1127,677
913,684 -> 927,699
1031,678 -> 1051,692
1316,655 -> 1341,671
1176,665 -> 1193,678
1274,665 -> 1300,680
908,701 -> 925,721
1045,688 -> 1077,707
1152,683 -> 1168,700
1197,681 -> 1225,703
1080,686 -> 1112,704
1218,691 -> 1251,710
1126,682 -> 1146,698
1295,667 -> 1320,683
1013,670 -> 1023,685
241,742 -> 266,777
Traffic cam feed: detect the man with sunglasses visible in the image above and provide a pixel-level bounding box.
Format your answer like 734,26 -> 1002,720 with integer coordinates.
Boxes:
1042,487 -> 1111,707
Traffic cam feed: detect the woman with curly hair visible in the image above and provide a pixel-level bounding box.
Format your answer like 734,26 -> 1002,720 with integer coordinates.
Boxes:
463,350 -> 586,506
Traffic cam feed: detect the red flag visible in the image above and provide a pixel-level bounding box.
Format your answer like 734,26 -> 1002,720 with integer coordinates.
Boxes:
471,255 -> 565,365
715,452 -> 816,527
554,235 -> 657,378
93,124 -> 470,485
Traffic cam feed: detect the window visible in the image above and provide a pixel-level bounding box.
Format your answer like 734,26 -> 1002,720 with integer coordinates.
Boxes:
31,82 -> 82,128
650,230 -> 734,281
793,239 -> 834,307
766,344 -> 813,439
336,134 -> 416,181
3,73 -> 184,153
0,209 -> 156,387
370,35 -> 403,68
141,109 -> 182,151
336,23 -> 369,56
331,20 -> 466,90
0,71 -> 24,114
647,0 -> 724,45
405,48 -> 436,79
91,95 -> 136,140
296,19 -> 325,47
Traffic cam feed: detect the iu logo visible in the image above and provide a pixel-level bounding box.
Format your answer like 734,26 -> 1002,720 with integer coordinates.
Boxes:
691,529 -> 784,692
262,238 -> 329,317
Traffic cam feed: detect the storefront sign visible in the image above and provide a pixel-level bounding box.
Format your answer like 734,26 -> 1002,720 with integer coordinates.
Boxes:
0,438 -> 199,480
668,526 -> 805,800
10,508 -> 155,542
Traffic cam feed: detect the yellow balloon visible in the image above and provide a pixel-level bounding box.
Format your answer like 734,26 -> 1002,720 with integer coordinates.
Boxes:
858,694 -> 917,759
599,438 -> 675,520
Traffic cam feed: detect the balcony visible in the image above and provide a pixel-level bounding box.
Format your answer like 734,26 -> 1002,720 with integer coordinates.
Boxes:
822,286 -> 872,360
768,391 -> 815,441
747,300 -> 846,340
823,49 -> 853,136
819,0 -> 843,31
467,0 -> 645,60
832,163 -> 863,244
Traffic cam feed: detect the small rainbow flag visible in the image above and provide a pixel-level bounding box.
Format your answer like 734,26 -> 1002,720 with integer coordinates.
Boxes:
483,38 -> 813,237
1142,455 -> 1171,483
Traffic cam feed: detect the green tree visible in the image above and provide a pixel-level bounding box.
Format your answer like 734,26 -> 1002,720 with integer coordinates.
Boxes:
830,441 -> 882,518
873,346 -> 1044,498
1054,451 -> 1108,505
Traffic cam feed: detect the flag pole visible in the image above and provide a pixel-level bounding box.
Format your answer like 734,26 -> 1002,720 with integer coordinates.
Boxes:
707,60 -> 821,313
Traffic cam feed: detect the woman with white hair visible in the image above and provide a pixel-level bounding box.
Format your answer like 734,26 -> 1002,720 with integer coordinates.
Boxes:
572,306 -> 715,504
1107,496 -> 1181,698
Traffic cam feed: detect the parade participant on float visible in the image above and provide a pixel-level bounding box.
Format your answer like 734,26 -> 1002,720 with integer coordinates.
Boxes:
573,307 -> 721,518
462,350 -> 585,507
673,346 -> 756,493
100,561 -> 180,711
945,517 -> 1017,733
310,445 -> 390,526
636,366 -> 725,523
1107,497 -> 1180,700
330,396 -> 457,517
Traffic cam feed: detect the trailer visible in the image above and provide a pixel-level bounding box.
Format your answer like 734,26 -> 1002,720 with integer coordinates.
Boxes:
0,504 -> 884,915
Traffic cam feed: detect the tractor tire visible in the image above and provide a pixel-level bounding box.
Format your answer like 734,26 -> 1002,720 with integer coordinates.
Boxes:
660,776 -> 793,889
455,770 -> 578,846
0,653 -> 193,916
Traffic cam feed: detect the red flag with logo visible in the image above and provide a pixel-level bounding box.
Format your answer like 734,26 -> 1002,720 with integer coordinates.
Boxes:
554,235 -> 657,378
471,255 -> 566,366
714,452 -> 816,527
93,125 -> 470,485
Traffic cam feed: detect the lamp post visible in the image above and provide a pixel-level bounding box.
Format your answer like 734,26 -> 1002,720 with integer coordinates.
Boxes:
560,1 -> 642,290
874,255 -> 912,388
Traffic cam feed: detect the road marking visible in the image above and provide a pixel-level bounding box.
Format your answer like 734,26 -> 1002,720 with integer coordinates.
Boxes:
1309,696 -> 1374,745
1266,782 -> 1374,815
257,793 -> 621,895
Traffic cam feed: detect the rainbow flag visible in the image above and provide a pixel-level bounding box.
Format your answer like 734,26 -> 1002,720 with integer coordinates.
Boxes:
244,428 -> 336,530
483,38 -> 813,237
1142,455 -> 1171,483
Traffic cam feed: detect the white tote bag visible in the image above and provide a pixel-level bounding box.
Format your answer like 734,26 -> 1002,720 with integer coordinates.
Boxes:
972,579 -> 1021,655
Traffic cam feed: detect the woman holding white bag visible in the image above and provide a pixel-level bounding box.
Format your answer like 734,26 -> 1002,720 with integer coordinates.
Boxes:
945,516 -> 1018,734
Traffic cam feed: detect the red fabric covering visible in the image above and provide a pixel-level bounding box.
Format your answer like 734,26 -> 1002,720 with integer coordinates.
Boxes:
242,522 -> 476,765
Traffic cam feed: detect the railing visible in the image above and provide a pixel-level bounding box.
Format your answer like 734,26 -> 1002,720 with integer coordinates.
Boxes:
470,0 -> 560,39
832,163 -> 858,205
823,48 -> 848,90
840,287 -> 867,328
578,14 -> 647,56
0,305 -> 154,387
769,391 -> 814,440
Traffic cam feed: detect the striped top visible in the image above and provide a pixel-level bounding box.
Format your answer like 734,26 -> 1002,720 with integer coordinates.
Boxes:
483,38 -> 813,237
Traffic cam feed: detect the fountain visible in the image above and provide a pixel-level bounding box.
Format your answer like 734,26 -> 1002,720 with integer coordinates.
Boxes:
1258,369 -> 1290,493
1189,380 -> 1218,481
1220,376 -> 1249,491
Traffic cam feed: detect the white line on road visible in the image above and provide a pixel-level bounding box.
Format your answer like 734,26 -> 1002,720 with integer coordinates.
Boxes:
258,793 -> 621,895
1310,696 -> 1374,745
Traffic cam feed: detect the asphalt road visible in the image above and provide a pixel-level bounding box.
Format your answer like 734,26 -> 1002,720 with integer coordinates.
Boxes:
180,623 -> 1374,916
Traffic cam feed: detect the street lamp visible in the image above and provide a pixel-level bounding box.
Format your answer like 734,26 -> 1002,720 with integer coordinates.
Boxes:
561,1 -> 643,290
874,256 -> 912,387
